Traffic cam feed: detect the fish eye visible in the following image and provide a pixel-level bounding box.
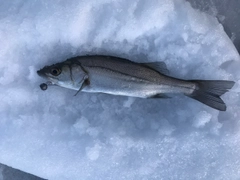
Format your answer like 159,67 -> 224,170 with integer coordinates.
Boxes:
50,67 -> 61,76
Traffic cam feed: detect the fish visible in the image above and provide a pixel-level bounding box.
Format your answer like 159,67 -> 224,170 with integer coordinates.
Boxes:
37,55 -> 235,111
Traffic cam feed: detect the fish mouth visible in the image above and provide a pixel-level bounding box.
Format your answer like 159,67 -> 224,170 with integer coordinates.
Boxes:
37,69 -> 57,85
37,69 -> 47,78
37,69 -> 56,90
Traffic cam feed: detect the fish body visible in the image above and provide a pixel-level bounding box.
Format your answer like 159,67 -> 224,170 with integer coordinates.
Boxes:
37,55 -> 234,111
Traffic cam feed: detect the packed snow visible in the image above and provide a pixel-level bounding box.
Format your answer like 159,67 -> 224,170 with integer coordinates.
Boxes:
0,0 -> 240,179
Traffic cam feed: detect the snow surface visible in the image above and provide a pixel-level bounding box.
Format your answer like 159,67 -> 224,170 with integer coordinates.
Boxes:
0,0 -> 240,179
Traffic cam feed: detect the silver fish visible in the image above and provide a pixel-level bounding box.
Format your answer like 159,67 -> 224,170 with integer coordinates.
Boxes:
37,55 -> 235,111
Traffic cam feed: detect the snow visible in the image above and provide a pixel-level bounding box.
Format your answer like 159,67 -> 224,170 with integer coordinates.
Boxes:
0,0 -> 240,179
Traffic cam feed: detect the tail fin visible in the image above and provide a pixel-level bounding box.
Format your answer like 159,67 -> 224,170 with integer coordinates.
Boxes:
187,80 -> 235,111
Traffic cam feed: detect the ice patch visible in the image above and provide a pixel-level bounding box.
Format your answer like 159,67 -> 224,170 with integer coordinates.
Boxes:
157,119 -> 176,136
0,0 -> 240,179
73,117 -> 90,135
193,111 -> 212,128
123,97 -> 135,108
86,144 -> 101,161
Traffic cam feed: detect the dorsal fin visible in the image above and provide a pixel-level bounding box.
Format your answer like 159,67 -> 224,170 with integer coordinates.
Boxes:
141,62 -> 169,75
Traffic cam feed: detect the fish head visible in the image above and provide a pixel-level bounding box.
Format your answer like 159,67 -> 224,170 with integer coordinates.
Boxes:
37,62 -> 85,90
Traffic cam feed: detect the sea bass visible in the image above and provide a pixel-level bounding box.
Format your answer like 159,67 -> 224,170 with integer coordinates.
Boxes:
37,55 -> 235,111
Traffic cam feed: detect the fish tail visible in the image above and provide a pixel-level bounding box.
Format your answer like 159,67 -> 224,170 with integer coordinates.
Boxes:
187,80 -> 235,111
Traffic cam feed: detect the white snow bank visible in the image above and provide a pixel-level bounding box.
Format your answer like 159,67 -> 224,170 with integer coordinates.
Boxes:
0,0 -> 240,179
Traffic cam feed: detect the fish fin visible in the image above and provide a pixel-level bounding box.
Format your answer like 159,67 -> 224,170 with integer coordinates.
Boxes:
74,77 -> 90,96
149,94 -> 171,98
141,62 -> 169,75
187,80 -> 235,111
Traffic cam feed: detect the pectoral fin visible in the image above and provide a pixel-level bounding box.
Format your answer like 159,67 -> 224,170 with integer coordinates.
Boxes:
74,75 -> 90,96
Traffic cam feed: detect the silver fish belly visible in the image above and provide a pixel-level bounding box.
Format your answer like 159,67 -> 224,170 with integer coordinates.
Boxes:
37,55 -> 235,111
